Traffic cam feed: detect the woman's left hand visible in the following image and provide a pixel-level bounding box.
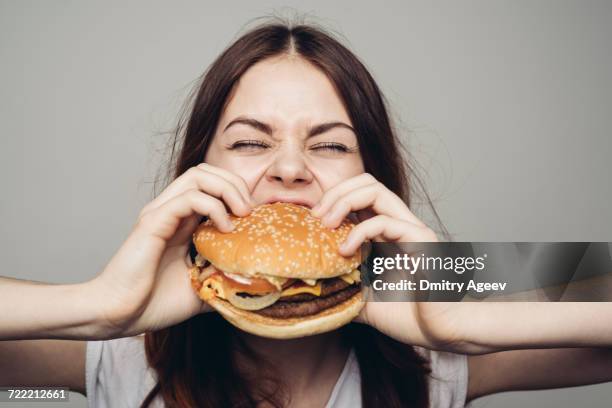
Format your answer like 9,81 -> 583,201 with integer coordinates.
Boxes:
311,173 -> 437,253
311,173 -> 468,352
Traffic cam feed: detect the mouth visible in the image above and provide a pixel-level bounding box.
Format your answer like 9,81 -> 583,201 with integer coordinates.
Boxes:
264,196 -> 315,209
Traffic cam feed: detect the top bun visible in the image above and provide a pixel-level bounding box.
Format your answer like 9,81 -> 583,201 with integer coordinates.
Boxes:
193,202 -> 361,279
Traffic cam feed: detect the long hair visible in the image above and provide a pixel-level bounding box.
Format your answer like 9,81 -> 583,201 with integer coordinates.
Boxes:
142,21 -> 438,408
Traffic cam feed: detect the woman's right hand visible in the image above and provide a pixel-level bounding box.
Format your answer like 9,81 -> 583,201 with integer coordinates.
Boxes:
89,163 -> 254,339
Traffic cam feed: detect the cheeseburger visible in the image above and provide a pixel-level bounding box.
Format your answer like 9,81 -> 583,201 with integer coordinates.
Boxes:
189,202 -> 364,339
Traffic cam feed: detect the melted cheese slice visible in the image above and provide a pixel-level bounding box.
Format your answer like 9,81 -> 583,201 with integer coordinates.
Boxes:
281,282 -> 322,297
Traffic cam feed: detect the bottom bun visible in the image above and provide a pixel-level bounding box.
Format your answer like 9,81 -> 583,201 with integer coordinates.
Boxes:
205,291 -> 364,339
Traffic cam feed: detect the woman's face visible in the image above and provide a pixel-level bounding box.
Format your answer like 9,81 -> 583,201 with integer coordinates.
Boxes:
204,55 -> 365,208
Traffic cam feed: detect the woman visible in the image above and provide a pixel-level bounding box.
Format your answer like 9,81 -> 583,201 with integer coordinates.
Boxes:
1,21 -> 612,408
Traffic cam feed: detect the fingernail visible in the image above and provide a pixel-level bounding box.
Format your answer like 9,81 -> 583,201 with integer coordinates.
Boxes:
311,203 -> 321,215
225,219 -> 235,231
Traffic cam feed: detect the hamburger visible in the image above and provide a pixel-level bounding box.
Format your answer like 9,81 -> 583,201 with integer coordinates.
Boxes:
189,202 -> 364,339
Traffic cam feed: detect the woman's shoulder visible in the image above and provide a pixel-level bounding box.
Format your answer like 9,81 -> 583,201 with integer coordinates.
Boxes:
86,335 -> 160,408
414,346 -> 469,408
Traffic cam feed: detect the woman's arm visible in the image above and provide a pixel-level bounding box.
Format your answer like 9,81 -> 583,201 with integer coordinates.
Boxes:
0,276 -> 107,340
467,347 -> 612,401
358,302 -> 612,355
0,278 -> 99,393
418,302 -> 612,355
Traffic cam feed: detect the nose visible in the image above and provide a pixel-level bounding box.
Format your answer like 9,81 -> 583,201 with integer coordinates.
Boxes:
265,149 -> 313,188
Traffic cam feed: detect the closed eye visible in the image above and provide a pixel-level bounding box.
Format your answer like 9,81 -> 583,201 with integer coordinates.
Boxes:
227,140 -> 270,151
310,142 -> 353,153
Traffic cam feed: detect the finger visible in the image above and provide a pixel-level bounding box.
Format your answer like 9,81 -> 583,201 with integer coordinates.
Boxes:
321,183 -> 379,228
196,163 -> 254,205
321,183 -> 426,229
138,189 -> 234,242
338,216 -> 434,256
141,167 -> 251,219
311,173 -> 378,216
146,167 -> 251,215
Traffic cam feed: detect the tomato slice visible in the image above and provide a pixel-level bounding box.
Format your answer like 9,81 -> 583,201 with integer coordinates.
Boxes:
222,273 -> 278,295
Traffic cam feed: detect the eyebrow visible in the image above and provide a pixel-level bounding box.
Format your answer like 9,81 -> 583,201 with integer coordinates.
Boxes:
223,116 -> 355,138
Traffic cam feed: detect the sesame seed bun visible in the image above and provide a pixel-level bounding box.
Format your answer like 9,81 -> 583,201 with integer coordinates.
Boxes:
193,202 -> 361,279
191,202 -> 364,339
206,290 -> 364,339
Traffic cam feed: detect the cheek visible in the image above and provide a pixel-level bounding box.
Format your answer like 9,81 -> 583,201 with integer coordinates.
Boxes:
310,157 -> 365,191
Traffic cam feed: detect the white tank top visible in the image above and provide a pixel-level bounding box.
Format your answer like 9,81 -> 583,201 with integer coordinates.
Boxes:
86,335 -> 469,407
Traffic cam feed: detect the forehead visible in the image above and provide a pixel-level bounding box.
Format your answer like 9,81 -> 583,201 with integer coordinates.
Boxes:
220,56 -> 352,127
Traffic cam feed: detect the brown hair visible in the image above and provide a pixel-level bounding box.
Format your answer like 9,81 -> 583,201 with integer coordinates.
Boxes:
142,21 -> 441,408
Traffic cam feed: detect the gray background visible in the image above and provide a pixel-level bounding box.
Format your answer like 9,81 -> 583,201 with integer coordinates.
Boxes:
1,0 -> 610,407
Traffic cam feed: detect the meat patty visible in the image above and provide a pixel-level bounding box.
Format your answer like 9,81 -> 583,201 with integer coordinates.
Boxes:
280,278 -> 352,302
255,284 -> 361,319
